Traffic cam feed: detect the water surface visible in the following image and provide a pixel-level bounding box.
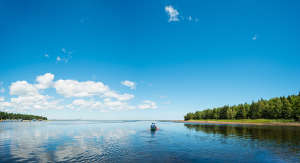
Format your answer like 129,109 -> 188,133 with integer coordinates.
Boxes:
0,121 -> 300,162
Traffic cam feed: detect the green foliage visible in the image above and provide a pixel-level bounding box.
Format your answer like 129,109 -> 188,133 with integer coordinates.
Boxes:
184,112 -> 195,121
293,96 -> 300,121
0,111 -> 47,120
184,92 -> 300,121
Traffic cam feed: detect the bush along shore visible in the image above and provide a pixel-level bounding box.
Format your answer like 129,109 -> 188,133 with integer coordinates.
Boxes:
184,92 -> 300,124
0,111 -> 47,121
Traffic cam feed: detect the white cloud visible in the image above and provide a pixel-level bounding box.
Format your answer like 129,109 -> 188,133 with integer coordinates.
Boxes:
54,79 -> 134,101
0,73 -> 157,113
2,78 -> 62,111
138,100 -> 157,109
165,6 -> 199,23
10,81 -> 39,96
9,95 -> 62,110
68,99 -> 103,110
0,101 -> 11,110
44,54 -> 49,58
56,56 -> 61,61
104,91 -> 134,101
165,5 -> 179,22
0,92 -> 61,111
35,73 -> 54,89
121,80 -> 136,90
54,80 -> 108,97
103,98 -> 135,110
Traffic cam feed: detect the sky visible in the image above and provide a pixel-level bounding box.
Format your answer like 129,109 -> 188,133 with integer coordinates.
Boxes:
0,0 -> 300,120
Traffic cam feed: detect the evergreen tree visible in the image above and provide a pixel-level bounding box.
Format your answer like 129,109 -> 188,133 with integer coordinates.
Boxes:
0,111 -> 47,120
282,98 -> 293,119
293,96 -> 300,121
184,92 -> 300,121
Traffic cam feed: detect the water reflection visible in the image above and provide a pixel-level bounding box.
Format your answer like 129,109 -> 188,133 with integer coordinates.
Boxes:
184,124 -> 300,145
0,121 -> 136,162
184,123 -> 300,162
150,130 -> 156,137
1,121 -> 300,163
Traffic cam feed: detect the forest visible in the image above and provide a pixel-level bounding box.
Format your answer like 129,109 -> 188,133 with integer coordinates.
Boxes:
0,111 -> 47,120
184,93 -> 300,121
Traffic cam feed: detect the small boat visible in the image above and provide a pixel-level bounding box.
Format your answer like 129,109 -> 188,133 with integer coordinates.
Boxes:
150,123 -> 157,131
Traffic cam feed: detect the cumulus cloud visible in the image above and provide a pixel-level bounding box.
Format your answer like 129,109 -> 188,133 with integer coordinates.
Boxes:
35,73 -> 55,89
121,80 -> 136,90
138,100 -> 157,109
67,99 -> 103,111
0,73 -> 156,113
103,98 -> 135,110
10,81 -> 39,96
104,91 -> 134,101
67,98 -> 135,111
2,78 -> 62,111
9,95 -> 62,110
54,80 -> 109,98
165,5 -> 179,22
54,79 -> 134,101
56,56 -> 61,61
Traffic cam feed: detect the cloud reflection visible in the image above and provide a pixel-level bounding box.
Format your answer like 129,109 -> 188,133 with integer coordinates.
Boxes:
0,121 -> 136,162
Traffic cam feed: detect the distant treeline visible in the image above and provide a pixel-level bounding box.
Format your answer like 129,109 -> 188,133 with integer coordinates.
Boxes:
184,93 -> 300,121
0,111 -> 47,120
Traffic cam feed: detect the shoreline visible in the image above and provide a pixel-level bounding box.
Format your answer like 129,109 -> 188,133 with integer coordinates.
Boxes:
172,120 -> 300,127
0,119 -> 47,122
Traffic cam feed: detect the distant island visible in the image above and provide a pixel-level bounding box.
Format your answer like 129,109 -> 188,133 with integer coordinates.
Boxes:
0,111 -> 47,121
184,92 -> 300,123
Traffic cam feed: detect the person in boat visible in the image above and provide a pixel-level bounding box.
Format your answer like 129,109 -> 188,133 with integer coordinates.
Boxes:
150,123 -> 157,130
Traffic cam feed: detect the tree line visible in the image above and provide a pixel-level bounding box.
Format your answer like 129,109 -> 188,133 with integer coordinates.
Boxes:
184,92 -> 300,121
0,111 -> 47,120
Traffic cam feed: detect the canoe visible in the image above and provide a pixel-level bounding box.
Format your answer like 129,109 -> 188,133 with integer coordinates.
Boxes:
150,126 -> 157,131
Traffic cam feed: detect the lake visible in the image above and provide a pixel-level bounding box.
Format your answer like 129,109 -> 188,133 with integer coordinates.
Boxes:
0,121 -> 300,163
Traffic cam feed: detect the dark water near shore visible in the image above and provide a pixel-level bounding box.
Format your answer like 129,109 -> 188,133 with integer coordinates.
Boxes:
0,121 -> 300,163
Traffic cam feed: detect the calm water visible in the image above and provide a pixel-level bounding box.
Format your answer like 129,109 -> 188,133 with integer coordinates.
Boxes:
0,121 -> 300,163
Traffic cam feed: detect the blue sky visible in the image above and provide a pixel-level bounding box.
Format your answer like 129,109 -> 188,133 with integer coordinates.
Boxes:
0,0 -> 300,120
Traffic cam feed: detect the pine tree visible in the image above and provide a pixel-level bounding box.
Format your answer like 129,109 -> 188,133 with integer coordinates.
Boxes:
293,97 -> 300,121
282,98 -> 293,119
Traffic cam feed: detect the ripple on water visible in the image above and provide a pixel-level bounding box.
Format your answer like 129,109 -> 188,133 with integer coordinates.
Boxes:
0,121 -> 300,163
